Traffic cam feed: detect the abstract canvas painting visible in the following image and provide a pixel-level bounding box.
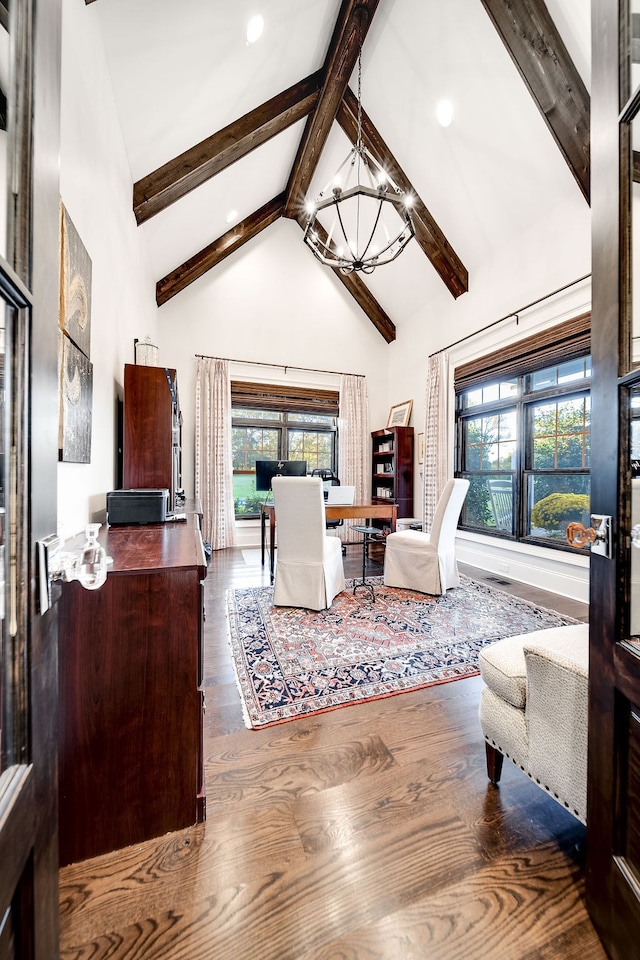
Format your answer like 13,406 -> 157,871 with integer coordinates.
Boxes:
60,205 -> 92,360
58,331 -> 93,463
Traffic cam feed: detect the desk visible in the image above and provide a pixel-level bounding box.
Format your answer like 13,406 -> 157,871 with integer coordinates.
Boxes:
260,501 -> 398,580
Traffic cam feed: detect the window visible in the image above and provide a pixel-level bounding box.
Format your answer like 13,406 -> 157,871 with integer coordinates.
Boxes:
455,322 -> 591,550
230,382 -> 339,517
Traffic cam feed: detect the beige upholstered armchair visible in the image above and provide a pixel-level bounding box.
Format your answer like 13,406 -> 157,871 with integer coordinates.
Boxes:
478,622 -> 589,823
271,476 -> 345,611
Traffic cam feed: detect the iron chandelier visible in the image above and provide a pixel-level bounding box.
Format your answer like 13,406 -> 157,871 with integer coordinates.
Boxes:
303,48 -> 415,275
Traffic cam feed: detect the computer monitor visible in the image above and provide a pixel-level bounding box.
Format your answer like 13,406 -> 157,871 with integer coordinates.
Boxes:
255,459 -> 307,492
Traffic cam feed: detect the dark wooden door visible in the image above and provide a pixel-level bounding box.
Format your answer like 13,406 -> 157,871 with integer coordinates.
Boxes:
0,264 -> 34,960
0,0 -> 61,956
589,1 -> 640,955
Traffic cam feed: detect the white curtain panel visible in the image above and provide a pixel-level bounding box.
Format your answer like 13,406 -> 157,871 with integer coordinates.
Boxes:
195,357 -> 236,549
338,374 -> 370,542
422,351 -> 449,531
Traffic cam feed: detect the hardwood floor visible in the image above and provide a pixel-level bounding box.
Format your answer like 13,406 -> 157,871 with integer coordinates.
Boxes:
58,547 -> 604,960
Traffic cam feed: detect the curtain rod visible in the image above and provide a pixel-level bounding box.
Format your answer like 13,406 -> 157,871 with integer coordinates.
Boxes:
194,354 -> 364,379
429,273 -> 591,358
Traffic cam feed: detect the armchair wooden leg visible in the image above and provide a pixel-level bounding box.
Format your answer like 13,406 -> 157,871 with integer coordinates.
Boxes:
485,742 -> 504,785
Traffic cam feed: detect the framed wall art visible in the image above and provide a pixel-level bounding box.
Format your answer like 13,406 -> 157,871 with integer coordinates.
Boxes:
386,399 -> 413,428
60,205 -> 92,358
58,330 -> 93,464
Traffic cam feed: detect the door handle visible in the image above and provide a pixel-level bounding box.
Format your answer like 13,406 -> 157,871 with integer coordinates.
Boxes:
566,522 -> 596,548
566,514 -> 613,559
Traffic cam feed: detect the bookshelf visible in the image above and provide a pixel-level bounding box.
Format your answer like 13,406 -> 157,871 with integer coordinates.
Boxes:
371,426 -> 414,529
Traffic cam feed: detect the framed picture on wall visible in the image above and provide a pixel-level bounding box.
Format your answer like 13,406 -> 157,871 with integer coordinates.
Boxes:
58,331 -> 93,463
60,205 -> 92,359
386,399 -> 413,428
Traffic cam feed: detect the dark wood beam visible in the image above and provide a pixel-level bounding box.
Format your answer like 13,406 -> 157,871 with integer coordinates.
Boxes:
156,194 -> 285,306
134,72 -> 323,225
337,88 -> 468,299
0,3 -> 8,31
479,0 -> 590,203
294,215 -> 395,342
334,267 -> 395,343
283,0 -> 380,220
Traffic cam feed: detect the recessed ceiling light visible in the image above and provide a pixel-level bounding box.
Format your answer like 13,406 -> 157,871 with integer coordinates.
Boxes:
226,209 -> 238,224
436,99 -> 454,127
246,15 -> 264,44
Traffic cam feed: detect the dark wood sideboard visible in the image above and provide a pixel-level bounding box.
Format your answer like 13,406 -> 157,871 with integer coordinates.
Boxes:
58,513 -> 207,865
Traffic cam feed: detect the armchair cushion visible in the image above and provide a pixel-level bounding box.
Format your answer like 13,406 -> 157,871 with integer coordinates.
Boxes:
478,634 -> 528,709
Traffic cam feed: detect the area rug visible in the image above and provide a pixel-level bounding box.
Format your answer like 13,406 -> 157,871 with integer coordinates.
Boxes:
226,575 -> 579,729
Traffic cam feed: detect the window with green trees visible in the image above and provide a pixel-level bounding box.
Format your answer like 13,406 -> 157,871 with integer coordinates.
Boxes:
232,408 -> 337,517
456,355 -> 591,548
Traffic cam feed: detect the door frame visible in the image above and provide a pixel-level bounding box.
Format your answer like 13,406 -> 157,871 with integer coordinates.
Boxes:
589,0 -> 640,954
0,0 -> 62,955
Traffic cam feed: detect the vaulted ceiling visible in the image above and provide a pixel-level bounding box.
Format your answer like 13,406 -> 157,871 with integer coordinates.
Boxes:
87,0 -> 590,343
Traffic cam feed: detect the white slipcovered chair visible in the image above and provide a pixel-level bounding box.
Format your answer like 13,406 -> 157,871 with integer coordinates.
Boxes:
478,623 -> 589,823
271,476 -> 345,610
383,478 -> 470,595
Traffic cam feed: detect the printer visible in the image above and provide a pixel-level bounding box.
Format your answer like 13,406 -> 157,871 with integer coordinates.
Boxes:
106,488 -> 170,525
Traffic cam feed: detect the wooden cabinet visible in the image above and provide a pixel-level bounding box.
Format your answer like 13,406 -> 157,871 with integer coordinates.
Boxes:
58,515 -> 207,865
371,426 -> 414,523
123,363 -> 181,511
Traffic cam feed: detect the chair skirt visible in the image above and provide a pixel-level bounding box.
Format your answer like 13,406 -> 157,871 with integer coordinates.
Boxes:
274,535 -> 345,610
383,530 -> 459,595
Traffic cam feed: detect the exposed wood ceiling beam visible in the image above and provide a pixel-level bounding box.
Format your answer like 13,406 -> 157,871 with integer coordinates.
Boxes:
134,72 -> 323,225
332,263 -> 396,343
337,87 -> 468,299
479,0 -> 590,203
157,188 -> 396,342
283,0 -> 380,220
0,4 -> 8,31
294,214 -> 395,342
156,194 -> 285,306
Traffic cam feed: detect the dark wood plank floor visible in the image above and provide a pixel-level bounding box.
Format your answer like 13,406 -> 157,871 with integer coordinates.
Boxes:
59,547 -> 604,960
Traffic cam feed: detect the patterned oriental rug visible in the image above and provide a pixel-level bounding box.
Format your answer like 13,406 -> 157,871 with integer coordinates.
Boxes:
226,575 -> 578,729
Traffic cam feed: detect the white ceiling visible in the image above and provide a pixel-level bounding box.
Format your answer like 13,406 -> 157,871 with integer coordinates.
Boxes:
91,0 -> 591,329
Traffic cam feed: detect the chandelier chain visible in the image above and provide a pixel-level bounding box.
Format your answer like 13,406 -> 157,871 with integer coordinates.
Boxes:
356,48 -> 363,155
301,27 -> 415,274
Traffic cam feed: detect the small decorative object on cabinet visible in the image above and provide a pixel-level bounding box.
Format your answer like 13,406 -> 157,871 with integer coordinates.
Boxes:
58,512 -> 207,865
123,363 -> 182,513
371,426 -> 414,536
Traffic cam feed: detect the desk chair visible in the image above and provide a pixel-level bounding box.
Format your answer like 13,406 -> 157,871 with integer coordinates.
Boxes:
311,468 -> 343,532
271,476 -> 345,610
383,479 -> 469,595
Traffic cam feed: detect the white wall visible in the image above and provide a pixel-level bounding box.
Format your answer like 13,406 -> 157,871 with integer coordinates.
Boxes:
58,0 -> 158,539
156,217 -> 390,500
